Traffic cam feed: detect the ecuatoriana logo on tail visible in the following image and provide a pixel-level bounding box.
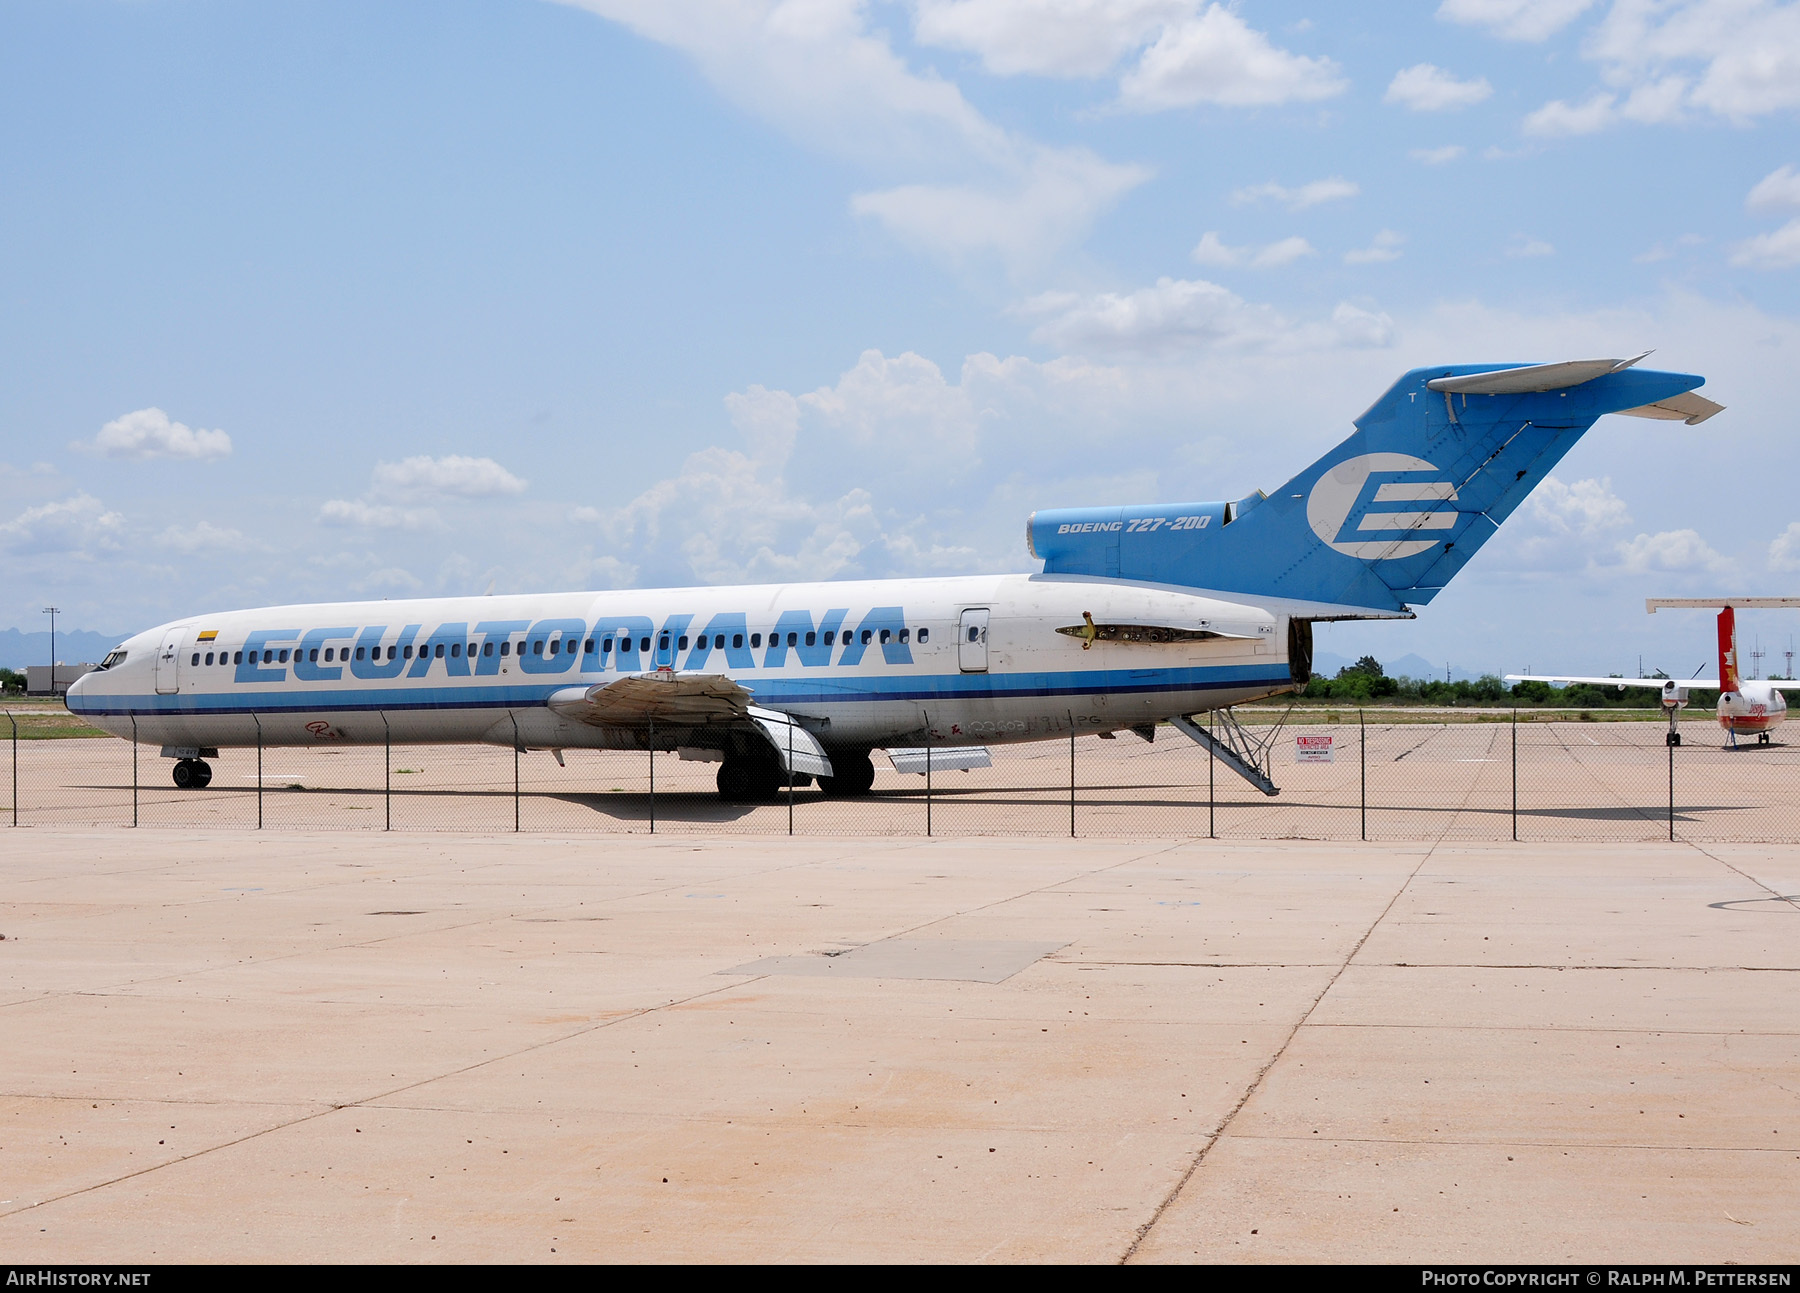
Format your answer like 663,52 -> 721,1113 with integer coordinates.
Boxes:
1305,453 -> 1461,560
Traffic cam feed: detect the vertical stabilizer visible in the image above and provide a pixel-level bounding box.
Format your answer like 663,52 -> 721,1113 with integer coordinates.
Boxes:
1719,607 -> 1742,694
1034,360 -> 1715,612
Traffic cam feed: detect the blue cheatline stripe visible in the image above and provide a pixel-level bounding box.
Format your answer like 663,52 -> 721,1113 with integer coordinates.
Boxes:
69,662 -> 1294,719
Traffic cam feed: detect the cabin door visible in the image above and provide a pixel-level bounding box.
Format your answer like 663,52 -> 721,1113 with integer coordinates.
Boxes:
958,608 -> 990,673
154,627 -> 183,695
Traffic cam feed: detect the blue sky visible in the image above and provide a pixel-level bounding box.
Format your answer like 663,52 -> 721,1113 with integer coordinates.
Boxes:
5,0 -> 1800,677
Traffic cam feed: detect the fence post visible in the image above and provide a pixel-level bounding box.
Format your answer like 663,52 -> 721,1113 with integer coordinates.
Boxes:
1512,708 -> 1518,843
8,711 -> 15,827
1208,710 -> 1215,840
1668,731 -> 1675,843
382,712 -> 391,832
647,715 -> 655,836
1068,717 -> 1076,839
253,713 -> 263,830
131,715 -> 138,828
786,719 -> 794,836
925,720 -> 932,838
510,714 -> 521,834
1359,709 -> 1366,842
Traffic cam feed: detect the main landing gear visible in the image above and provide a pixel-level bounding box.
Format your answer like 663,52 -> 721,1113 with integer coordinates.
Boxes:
172,758 -> 213,789
816,750 -> 875,797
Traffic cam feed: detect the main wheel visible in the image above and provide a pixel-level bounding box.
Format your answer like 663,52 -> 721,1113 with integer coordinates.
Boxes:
717,759 -> 782,801
717,760 -> 757,800
171,759 -> 198,789
193,760 -> 213,788
817,750 -> 876,796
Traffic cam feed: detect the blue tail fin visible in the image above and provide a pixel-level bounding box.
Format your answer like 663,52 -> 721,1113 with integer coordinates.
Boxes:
1029,361 -> 1712,612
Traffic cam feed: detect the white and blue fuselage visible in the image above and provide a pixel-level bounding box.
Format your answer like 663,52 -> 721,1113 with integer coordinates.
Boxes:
67,574 -> 1298,756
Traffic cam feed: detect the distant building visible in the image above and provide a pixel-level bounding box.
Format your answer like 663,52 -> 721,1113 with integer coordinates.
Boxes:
26,664 -> 95,695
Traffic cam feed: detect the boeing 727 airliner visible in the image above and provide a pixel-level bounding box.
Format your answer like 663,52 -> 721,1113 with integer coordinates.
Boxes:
67,355 -> 1723,798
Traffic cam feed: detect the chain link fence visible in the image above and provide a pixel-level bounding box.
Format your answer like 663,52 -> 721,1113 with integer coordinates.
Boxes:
6,708 -> 1798,841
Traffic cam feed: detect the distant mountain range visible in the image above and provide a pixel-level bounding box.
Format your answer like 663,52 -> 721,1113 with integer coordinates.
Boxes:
0,628 -> 135,670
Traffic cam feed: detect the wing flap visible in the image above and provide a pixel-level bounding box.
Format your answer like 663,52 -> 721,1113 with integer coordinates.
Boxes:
747,705 -> 834,778
886,746 -> 994,774
547,671 -> 753,726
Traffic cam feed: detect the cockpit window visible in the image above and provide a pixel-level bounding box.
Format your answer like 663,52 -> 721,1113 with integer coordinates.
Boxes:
99,649 -> 127,670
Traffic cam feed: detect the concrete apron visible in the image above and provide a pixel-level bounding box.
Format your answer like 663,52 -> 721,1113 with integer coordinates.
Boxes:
0,831 -> 1795,1263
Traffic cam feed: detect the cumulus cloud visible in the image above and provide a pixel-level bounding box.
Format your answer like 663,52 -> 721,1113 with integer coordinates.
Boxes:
911,0 -> 1195,79
851,146 -> 1150,268
1019,277 -> 1392,355
909,2 -> 1346,110
1748,164 -> 1800,213
1770,521 -> 1800,571
1117,4 -> 1347,109
1190,231 -> 1316,268
1438,0 -> 1596,41
1615,528 -> 1730,574
74,408 -> 232,461
1518,1 -> 1800,134
1732,165 -> 1800,267
1384,63 -> 1493,111
1507,235 -> 1555,257
1410,144 -> 1466,164
1344,230 -> 1406,265
318,499 -> 440,531
555,2 -> 1151,268
1635,233 -> 1706,263
370,454 -> 527,500
1529,476 -> 1632,537
1522,91 -> 1619,136
1231,176 -> 1358,210
156,521 -> 248,554
1730,220 -> 1800,268
0,493 -> 126,556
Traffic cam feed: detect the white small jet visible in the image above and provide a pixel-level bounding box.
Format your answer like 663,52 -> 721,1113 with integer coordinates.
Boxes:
1509,598 -> 1800,748
68,355 -> 1722,795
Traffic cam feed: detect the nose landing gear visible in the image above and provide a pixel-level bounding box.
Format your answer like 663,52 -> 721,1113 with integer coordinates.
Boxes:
171,758 -> 213,789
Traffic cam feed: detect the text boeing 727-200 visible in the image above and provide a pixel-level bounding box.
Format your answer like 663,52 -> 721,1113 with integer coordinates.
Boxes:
68,355 -> 1724,799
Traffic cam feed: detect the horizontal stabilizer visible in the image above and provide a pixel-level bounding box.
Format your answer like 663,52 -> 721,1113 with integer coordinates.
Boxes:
1615,391 -> 1724,425
886,746 -> 993,774
748,705 -> 834,778
1425,353 -> 1649,395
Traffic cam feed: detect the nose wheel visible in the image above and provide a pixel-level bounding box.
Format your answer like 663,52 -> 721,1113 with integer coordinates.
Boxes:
171,758 -> 213,789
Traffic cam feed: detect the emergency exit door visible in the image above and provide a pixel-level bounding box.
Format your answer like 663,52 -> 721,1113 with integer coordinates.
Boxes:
958,608 -> 989,673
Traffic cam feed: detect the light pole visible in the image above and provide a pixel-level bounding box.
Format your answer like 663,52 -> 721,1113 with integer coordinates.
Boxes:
42,607 -> 58,696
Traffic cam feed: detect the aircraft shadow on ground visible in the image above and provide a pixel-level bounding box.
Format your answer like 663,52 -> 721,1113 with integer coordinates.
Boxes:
41,782 -> 1770,831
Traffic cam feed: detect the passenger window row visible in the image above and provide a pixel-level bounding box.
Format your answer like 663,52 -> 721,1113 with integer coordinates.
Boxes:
187,625 -> 933,670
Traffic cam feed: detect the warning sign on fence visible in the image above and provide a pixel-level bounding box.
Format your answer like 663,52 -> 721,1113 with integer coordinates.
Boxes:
1295,734 -> 1334,763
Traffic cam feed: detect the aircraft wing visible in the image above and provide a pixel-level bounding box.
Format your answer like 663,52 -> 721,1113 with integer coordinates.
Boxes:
546,673 -> 834,777
1507,674 -> 1719,689
549,671 -> 754,725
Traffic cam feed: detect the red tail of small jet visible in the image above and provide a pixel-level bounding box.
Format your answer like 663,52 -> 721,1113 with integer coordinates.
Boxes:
1718,606 -> 1742,695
